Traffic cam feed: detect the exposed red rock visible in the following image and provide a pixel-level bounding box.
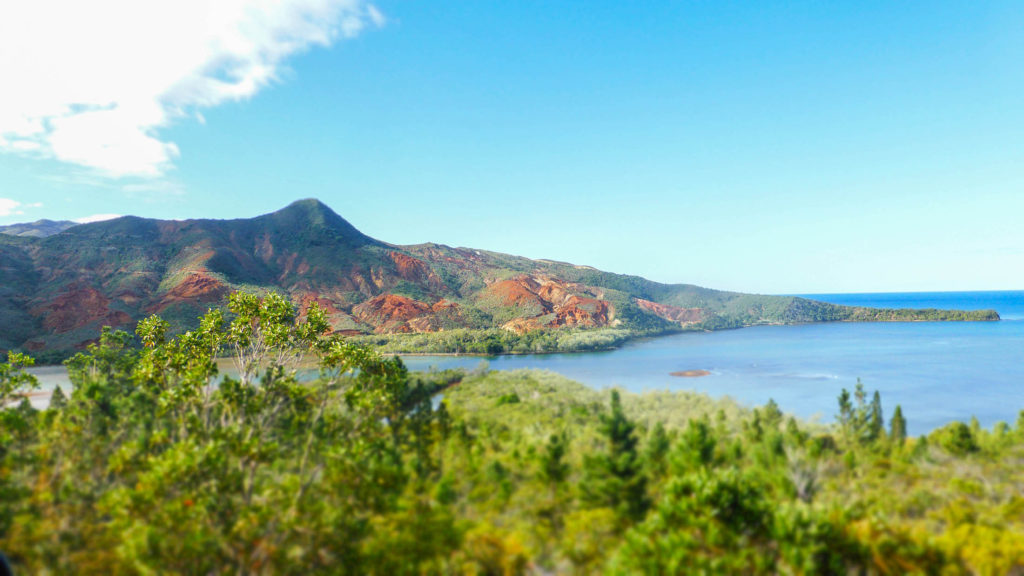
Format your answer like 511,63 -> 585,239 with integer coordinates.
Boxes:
295,293 -> 362,334
488,276 -> 547,308
536,282 -> 575,308
432,299 -> 459,312
487,275 -> 615,333
552,296 -> 613,328
147,272 -> 229,314
166,272 -> 227,301
352,294 -> 433,333
33,286 -> 133,333
390,252 -> 432,283
636,298 -> 705,324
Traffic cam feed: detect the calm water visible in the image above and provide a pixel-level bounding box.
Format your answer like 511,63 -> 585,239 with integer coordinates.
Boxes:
403,291 -> 1024,435
25,291 -> 1024,435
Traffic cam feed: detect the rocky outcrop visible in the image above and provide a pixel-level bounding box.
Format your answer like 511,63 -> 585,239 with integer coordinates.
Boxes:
352,294 -> 469,334
149,272 -> 229,313
636,298 -> 705,325
486,275 -> 616,333
354,293 -> 431,323
553,296 -> 613,328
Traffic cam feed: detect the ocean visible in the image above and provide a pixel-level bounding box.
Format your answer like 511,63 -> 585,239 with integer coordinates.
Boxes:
24,291 -> 1024,435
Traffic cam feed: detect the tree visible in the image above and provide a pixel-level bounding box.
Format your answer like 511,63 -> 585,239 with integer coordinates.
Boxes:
583,390 -> 649,524
838,380 -> 885,446
868,390 -> 884,442
763,399 -> 784,430
890,405 -> 907,445
937,421 -> 978,456
837,389 -> 853,433
642,422 -> 671,479
672,416 -> 716,472
539,431 -> 570,489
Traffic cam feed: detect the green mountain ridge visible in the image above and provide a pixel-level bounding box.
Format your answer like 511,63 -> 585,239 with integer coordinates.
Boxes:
0,199 -> 999,360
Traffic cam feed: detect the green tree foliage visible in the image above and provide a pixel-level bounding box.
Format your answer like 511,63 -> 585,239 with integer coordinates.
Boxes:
582,390 -> 649,525
0,293 -> 460,574
0,299 -> 1022,574
836,379 -> 888,447
935,421 -> 979,456
891,404 -> 908,445
869,390 -> 884,441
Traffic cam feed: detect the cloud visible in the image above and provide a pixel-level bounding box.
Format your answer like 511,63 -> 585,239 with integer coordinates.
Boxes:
0,199 -> 42,218
0,0 -> 383,179
74,214 -> 123,224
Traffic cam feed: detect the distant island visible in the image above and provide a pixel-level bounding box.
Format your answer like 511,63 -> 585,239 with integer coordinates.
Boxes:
0,199 -> 998,362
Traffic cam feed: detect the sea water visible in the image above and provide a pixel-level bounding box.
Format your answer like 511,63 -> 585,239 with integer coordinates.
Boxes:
402,291 -> 1024,435
24,291 -> 1024,435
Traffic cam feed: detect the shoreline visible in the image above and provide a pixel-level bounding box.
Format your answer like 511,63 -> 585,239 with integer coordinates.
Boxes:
14,313 -> 1002,368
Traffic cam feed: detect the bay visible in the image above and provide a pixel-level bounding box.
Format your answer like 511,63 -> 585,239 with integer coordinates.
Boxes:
23,291 -> 1024,435
403,291 -> 1024,435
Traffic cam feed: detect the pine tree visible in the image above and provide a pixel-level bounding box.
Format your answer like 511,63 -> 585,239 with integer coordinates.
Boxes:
890,405 -> 907,445
868,390 -> 884,442
837,388 -> 853,440
539,431 -> 570,488
675,416 -> 716,470
642,422 -> 671,478
583,390 -> 649,523
763,399 -> 783,430
49,385 -> 67,410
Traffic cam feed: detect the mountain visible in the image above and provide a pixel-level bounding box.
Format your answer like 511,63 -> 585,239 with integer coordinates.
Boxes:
0,219 -> 78,238
0,199 -> 999,361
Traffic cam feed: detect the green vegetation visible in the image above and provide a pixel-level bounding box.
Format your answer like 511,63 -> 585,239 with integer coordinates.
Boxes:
1,292 -> 1022,574
349,326 -> 663,355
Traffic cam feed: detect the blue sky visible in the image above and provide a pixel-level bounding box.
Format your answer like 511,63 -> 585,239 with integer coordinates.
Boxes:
2,1 -> 1023,294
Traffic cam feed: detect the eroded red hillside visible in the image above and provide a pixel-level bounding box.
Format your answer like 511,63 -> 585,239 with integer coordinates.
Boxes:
487,275 -> 616,334
555,296 -> 612,327
390,252 -> 431,283
150,272 -> 229,313
34,286 -> 132,333
488,276 -> 547,308
636,298 -> 705,325
353,294 -> 433,333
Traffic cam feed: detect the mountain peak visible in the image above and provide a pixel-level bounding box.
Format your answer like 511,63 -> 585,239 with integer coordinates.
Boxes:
261,199 -> 381,247
277,198 -> 337,220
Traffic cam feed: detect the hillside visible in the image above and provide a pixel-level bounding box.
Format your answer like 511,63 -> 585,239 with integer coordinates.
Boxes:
0,199 -> 998,360
0,219 -> 77,238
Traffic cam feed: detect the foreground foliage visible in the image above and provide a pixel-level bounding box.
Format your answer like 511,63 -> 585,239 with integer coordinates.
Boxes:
0,292 -> 1021,574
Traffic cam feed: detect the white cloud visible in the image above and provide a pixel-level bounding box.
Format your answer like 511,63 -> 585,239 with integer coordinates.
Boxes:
74,213 -> 123,224
0,0 -> 383,178
0,199 -> 22,217
0,199 -> 42,217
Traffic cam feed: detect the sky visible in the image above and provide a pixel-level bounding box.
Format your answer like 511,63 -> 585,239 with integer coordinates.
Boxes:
2,1 -> 1023,294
